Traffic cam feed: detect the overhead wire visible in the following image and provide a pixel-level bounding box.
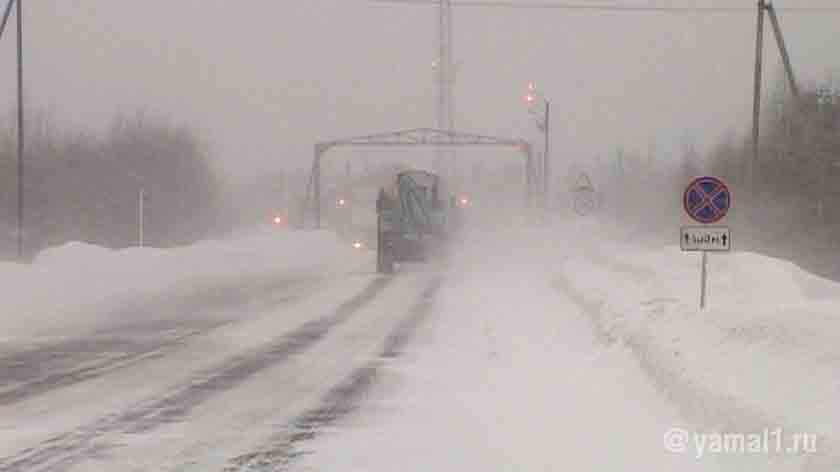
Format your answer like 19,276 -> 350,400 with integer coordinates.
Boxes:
367,0 -> 840,13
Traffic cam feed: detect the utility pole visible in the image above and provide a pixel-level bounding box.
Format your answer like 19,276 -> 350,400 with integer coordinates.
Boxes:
16,0 -> 23,259
436,0 -> 455,178
751,0 -> 765,193
374,0 -> 457,179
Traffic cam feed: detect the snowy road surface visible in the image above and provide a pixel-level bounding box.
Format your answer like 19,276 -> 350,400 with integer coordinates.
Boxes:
0,266 -> 444,470
0,223 -> 836,471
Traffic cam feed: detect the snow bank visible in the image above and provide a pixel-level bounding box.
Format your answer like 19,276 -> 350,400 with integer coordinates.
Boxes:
0,230 -> 364,342
563,243 -> 840,470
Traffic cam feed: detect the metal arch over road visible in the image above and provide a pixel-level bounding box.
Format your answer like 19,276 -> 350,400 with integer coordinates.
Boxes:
306,128 -> 535,228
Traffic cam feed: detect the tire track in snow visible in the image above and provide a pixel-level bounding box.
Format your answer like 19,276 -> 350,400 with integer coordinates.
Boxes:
0,320 -> 230,407
0,276 -> 330,406
224,277 -> 443,472
0,277 -> 391,472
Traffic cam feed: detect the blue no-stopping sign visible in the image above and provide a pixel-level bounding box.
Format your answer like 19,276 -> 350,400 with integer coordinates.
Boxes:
684,176 -> 731,224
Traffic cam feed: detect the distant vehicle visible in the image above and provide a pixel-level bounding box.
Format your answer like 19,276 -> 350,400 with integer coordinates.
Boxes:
375,169 -> 462,273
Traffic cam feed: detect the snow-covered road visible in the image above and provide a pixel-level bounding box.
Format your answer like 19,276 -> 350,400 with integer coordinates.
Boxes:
0,263 -> 445,470
0,221 -> 836,471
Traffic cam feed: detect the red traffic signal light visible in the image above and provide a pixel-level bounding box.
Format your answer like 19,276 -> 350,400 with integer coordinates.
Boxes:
524,83 -> 542,105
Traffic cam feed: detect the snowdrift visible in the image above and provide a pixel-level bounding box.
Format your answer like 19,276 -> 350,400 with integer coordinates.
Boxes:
563,243 -> 840,470
0,230 -> 362,342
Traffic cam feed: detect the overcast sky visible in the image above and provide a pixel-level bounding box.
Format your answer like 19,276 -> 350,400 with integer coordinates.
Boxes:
0,0 -> 837,181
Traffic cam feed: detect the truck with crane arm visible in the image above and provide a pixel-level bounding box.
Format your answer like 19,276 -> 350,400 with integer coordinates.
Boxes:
375,169 -> 462,274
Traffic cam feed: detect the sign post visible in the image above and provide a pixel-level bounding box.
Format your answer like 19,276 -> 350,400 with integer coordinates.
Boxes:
701,250 -> 707,308
682,176 -> 732,309
138,188 -> 145,248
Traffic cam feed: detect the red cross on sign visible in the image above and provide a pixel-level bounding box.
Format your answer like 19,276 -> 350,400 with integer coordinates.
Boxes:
683,176 -> 731,224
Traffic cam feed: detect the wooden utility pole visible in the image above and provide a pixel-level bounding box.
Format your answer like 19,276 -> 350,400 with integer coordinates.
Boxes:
751,0 -> 765,192
16,0 -> 23,258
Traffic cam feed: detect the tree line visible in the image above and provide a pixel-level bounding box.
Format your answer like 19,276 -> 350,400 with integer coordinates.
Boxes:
706,78 -> 840,230
0,111 -> 226,259
585,76 -> 840,247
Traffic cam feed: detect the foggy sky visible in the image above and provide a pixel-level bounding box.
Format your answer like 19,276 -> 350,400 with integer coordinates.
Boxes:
0,0 -> 837,181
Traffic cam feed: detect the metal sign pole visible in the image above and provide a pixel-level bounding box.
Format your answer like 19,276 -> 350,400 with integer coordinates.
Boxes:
138,188 -> 145,247
700,250 -> 708,309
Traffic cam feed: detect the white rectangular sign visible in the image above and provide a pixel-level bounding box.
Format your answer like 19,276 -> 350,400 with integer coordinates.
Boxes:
681,226 -> 731,252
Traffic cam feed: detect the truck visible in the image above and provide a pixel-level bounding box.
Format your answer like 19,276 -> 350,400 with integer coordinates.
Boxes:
375,169 -> 462,273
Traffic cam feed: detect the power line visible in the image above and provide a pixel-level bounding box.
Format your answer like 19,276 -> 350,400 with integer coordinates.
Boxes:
368,0 -> 840,13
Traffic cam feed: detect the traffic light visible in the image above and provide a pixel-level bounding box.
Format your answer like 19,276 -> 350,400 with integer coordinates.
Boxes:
524,82 -> 537,103
525,82 -> 547,106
